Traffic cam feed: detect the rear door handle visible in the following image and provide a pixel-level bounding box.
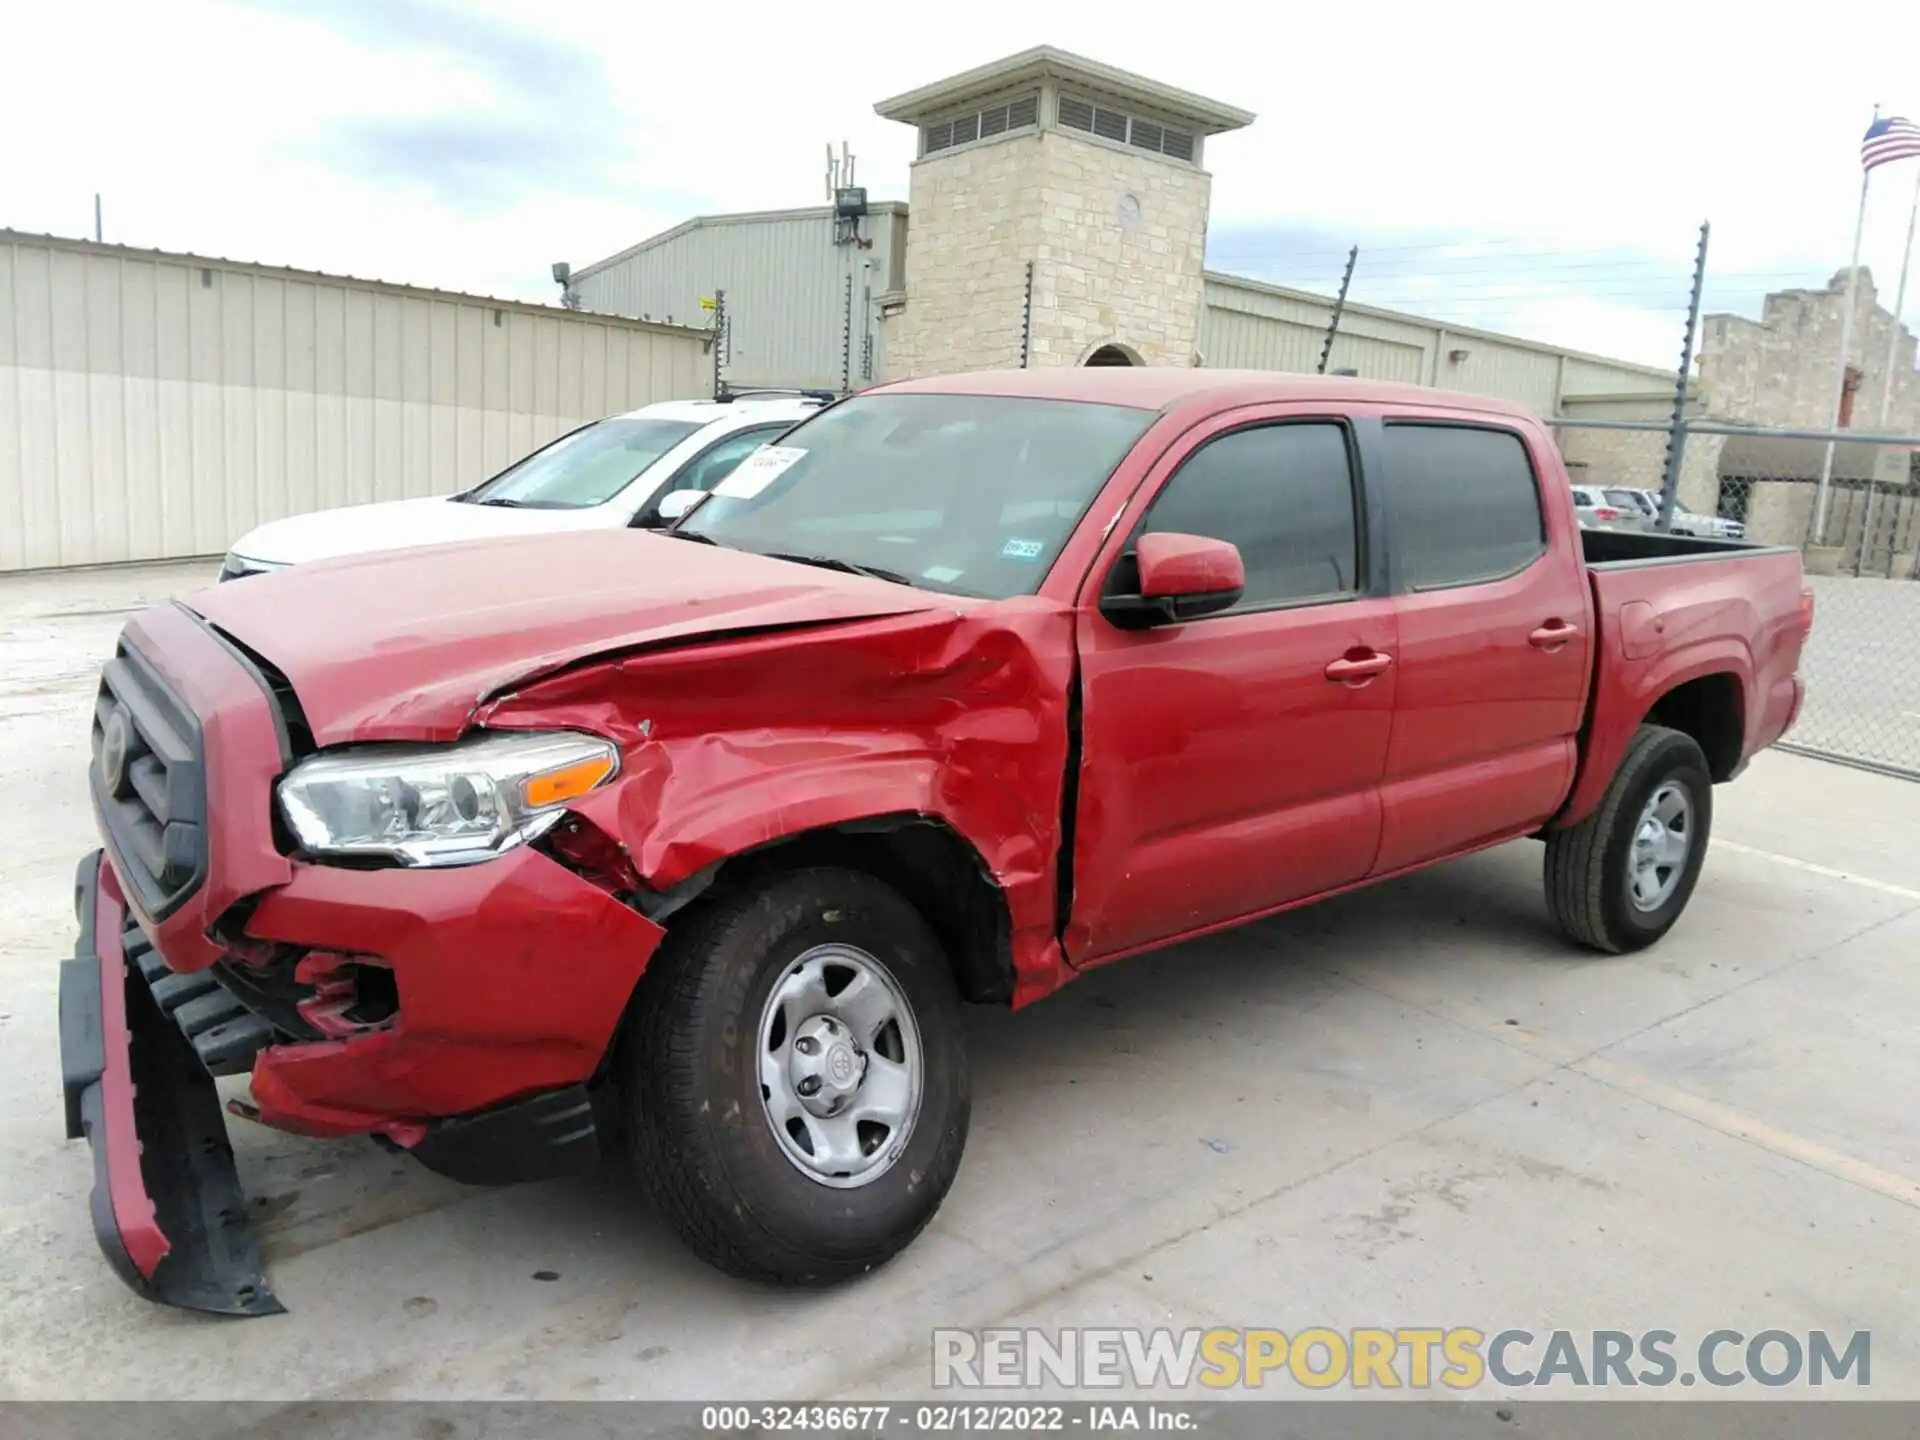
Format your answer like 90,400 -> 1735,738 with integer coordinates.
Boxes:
1530,620 -> 1580,650
1325,652 -> 1393,683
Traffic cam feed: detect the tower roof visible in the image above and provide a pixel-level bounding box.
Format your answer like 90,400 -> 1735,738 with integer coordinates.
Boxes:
874,45 -> 1254,135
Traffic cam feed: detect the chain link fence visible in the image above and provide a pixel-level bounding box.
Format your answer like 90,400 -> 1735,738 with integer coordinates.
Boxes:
1552,418 -> 1920,779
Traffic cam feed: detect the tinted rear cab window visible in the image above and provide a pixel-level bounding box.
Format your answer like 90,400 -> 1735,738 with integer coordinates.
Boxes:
1382,425 -> 1545,589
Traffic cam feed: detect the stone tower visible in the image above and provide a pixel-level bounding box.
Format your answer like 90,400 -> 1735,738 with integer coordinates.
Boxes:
874,47 -> 1253,377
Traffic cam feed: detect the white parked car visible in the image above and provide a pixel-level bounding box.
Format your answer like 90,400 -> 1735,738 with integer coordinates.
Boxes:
1569,484 -> 1639,530
1614,488 -> 1746,541
219,392 -> 831,580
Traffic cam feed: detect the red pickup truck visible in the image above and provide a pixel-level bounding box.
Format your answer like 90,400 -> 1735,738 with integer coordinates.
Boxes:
60,369 -> 1811,1315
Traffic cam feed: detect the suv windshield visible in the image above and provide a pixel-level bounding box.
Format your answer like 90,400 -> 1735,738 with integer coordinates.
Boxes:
460,417 -> 702,509
679,393 -> 1153,598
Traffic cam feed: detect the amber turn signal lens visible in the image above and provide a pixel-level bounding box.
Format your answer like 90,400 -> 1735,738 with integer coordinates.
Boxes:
522,753 -> 616,808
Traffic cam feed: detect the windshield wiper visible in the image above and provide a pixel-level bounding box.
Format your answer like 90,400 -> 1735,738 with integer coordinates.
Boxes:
759,551 -> 918,587
474,495 -> 532,508
660,528 -> 722,546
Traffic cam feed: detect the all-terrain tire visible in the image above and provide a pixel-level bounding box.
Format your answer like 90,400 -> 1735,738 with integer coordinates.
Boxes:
1544,724 -> 1713,954
624,866 -> 970,1285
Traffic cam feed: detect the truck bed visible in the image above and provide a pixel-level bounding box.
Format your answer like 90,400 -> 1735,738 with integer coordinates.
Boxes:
1555,532 -> 1809,829
1580,527 -> 1785,567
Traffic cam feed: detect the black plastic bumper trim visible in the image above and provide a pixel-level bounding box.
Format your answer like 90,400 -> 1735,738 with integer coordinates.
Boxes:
61,851 -> 285,1318
409,1084 -> 614,1187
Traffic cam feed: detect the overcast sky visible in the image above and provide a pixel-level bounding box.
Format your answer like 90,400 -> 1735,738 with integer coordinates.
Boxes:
5,0 -> 1919,367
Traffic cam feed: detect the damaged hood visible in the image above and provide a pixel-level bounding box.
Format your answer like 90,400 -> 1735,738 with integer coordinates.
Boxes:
185,530 -> 948,744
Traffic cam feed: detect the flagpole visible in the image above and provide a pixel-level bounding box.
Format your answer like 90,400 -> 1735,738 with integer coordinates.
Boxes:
1874,161 -> 1920,428
1814,165 -> 1872,544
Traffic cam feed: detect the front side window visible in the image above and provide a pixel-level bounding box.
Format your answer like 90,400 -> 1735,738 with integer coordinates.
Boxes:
1127,423 -> 1360,612
460,417 -> 702,510
1383,425 -> 1546,590
682,393 -> 1154,598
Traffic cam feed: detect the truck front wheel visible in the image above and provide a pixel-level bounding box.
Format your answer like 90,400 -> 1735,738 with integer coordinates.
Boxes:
1544,724 -> 1713,953
624,867 -> 970,1284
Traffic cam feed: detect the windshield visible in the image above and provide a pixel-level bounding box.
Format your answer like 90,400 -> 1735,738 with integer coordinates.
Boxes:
460,417 -> 702,509
679,393 -> 1154,598
1604,488 -> 1652,513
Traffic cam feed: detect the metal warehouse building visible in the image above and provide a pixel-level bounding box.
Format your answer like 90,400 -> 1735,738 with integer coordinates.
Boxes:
567,45 -> 1671,412
0,231 -> 710,571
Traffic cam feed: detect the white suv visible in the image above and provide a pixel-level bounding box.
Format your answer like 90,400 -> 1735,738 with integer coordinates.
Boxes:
219,391 -> 831,579
1615,488 -> 1746,541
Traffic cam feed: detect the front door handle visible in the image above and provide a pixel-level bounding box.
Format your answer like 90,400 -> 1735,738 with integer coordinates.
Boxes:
1529,620 -> 1580,650
1325,652 -> 1393,684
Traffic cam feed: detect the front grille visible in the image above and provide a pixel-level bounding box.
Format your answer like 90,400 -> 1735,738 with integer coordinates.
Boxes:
91,641 -> 208,920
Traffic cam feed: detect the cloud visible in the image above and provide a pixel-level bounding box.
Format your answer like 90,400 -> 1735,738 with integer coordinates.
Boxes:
5,0 -> 1916,354
239,0 -> 643,212
1203,215 -> 1887,369
1206,219 -> 1696,365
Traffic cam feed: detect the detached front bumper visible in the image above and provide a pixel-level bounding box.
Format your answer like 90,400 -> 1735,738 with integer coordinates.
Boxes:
62,847 -> 665,1317
67,605 -> 675,1316
60,852 -> 283,1317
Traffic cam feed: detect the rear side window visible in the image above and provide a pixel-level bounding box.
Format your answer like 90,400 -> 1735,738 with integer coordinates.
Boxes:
1137,422 -> 1359,610
1383,425 -> 1545,589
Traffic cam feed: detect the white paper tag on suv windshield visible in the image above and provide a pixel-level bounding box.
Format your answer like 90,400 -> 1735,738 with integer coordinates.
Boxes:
713,445 -> 806,499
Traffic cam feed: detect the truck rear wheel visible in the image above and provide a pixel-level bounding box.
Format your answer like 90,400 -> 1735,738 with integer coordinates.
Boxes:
624,867 -> 970,1284
1544,724 -> 1713,954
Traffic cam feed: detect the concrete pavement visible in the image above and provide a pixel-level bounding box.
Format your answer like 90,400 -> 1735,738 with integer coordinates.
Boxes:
2,561 -> 1915,1404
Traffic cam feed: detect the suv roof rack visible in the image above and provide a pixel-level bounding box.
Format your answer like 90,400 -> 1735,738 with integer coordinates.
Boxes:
712,386 -> 840,405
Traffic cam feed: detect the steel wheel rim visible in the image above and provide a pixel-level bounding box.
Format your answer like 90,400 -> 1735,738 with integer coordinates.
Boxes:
756,943 -> 923,1189
1627,779 -> 1694,913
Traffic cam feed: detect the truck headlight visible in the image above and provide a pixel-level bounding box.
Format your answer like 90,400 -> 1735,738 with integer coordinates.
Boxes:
276,731 -> 619,867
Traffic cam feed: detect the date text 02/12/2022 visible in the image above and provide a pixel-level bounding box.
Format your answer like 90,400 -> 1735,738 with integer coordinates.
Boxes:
699,1405 -> 1197,1432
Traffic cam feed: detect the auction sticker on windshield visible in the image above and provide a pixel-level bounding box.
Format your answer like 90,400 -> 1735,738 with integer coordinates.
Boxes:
713,445 -> 807,499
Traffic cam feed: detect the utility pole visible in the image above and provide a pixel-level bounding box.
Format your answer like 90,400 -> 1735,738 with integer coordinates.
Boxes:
93,193 -> 102,242
1317,247 -> 1358,375
1019,262 -> 1035,368
841,274 -> 853,395
1657,220 -> 1710,530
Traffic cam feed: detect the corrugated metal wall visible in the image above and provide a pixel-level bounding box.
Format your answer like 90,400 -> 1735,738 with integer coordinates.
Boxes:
1200,300 -> 1427,382
1201,273 -> 1670,414
571,206 -> 907,392
0,232 -> 710,572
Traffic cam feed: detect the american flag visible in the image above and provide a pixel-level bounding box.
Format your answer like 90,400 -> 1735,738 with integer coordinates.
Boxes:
1861,115 -> 1920,171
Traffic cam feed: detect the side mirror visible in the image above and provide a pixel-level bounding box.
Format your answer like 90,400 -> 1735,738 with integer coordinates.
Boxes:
653,489 -> 705,524
1100,532 -> 1246,629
